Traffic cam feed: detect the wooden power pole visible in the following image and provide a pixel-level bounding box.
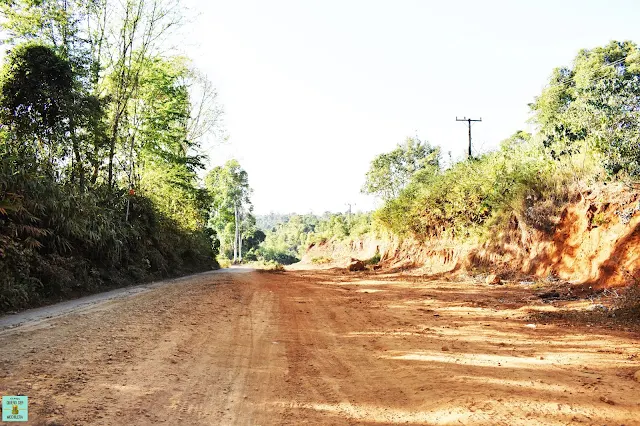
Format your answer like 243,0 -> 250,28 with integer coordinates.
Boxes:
456,117 -> 482,158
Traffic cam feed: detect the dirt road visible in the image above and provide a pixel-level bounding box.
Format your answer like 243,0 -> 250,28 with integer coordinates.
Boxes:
1,268 -> 639,425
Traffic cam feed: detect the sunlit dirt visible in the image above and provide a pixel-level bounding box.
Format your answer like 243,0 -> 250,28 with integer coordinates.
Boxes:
0,268 -> 639,425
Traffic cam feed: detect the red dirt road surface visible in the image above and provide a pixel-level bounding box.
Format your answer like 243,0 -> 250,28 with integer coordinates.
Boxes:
1,268 -> 639,425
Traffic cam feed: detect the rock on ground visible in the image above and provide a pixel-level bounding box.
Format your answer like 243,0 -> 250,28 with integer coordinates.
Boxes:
348,259 -> 366,272
486,274 -> 502,285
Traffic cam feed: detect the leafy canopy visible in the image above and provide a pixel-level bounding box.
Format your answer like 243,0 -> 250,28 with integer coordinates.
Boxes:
531,40 -> 640,176
362,137 -> 440,200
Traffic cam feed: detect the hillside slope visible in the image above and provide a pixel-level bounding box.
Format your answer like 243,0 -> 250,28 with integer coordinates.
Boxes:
305,185 -> 640,289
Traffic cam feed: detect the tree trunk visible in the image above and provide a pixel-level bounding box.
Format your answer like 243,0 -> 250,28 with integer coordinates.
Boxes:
233,202 -> 239,263
107,119 -> 119,188
71,114 -> 85,190
73,140 -> 84,189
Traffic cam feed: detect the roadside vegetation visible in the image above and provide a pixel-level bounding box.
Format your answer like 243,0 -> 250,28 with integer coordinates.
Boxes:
0,0 -> 249,312
254,212 -> 378,265
205,160 -> 265,264
362,40 -> 640,315
369,41 -> 640,244
254,41 -> 640,275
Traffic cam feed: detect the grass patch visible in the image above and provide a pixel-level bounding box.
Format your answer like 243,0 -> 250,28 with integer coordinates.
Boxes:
366,251 -> 381,265
217,258 -> 232,268
249,260 -> 285,272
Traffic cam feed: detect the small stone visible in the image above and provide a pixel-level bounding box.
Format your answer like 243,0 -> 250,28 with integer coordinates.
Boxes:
441,346 -> 450,352
599,396 -> 615,405
347,259 -> 366,272
633,370 -> 640,382
486,274 -> 502,285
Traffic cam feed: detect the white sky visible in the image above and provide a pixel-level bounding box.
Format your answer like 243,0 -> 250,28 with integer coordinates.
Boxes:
181,0 -> 640,214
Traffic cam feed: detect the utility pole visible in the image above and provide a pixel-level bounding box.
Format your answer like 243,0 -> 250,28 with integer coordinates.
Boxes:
346,203 -> 354,232
456,117 -> 482,158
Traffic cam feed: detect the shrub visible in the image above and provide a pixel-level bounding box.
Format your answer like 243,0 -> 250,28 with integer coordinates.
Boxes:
366,251 -> 381,265
375,136 -> 586,241
217,257 -> 232,268
0,155 -> 217,312
258,247 -> 299,265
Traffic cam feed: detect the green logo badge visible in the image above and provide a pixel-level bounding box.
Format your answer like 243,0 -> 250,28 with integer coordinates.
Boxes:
2,396 -> 28,422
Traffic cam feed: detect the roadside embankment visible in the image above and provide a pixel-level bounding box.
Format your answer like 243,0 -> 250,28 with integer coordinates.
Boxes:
304,185 -> 640,289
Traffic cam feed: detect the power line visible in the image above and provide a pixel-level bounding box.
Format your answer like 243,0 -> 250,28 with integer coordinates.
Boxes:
456,117 -> 482,158
545,57 -> 627,89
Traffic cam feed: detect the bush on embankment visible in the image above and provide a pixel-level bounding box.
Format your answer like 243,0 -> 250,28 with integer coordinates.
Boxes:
0,160 -> 217,313
374,40 -> 640,273
375,134 -> 594,243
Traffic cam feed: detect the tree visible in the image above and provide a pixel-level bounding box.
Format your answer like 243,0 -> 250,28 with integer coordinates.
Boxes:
102,0 -> 186,188
205,160 -> 253,262
0,43 -> 74,171
362,137 -> 440,200
1,0 -> 111,187
531,40 -> 640,176
0,0 -> 223,310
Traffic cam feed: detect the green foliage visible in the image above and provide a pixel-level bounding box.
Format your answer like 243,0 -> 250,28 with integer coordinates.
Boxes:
373,42 -> 640,242
0,0 -> 223,311
0,43 -> 74,166
217,257 -> 232,268
205,160 -> 254,262
243,228 -> 265,261
251,260 -> 285,272
362,137 -> 440,200
0,151 -> 217,312
257,245 -> 299,265
254,212 -> 378,264
531,40 -> 640,177
132,57 -> 211,232
256,213 -> 291,232
311,256 -> 332,265
376,134 -> 579,240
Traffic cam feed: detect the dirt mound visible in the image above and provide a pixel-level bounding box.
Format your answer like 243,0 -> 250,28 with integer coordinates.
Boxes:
303,236 -> 389,267
347,259 -> 366,271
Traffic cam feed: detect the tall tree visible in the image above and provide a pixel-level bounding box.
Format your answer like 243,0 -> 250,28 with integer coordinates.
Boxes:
205,160 -> 253,262
362,137 -> 440,200
103,0 -> 185,188
0,43 -> 74,172
1,0 -> 109,188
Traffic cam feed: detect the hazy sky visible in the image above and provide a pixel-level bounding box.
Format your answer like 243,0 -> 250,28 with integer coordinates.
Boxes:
181,0 -> 640,215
